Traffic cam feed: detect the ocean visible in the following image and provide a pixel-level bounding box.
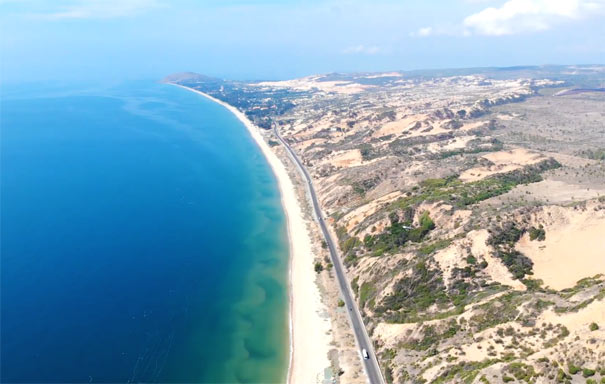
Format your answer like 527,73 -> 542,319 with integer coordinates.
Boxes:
1,81 -> 289,383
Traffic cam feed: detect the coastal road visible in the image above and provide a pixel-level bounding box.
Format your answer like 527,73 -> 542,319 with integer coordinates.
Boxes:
272,125 -> 385,384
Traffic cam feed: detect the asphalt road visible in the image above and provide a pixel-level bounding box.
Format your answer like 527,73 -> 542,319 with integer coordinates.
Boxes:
273,126 -> 385,384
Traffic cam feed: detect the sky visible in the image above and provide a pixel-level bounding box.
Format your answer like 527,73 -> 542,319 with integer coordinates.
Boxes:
1,0 -> 605,83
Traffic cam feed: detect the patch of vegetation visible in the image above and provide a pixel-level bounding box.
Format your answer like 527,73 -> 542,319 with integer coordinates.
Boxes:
505,362 -> 537,382
432,359 -> 499,384
383,348 -> 397,360
350,175 -> 381,197
522,278 -> 544,291
378,256 -> 493,323
436,138 -> 504,159
363,211 -> 436,256
442,319 -> 461,338
391,159 -> 560,213
533,298 -> 553,310
418,238 -> 453,255
543,324 -> 570,348
578,148 -> 605,161
337,299 -> 345,307
589,322 -> 599,331
359,282 -> 376,309
376,262 -> 452,322
401,325 -> 440,351
528,225 -> 546,241
359,143 -> 379,161
556,286 -> 605,313
314,262 -> 324,273
352,182 -> 366,197
568,362 -> 581,375
341,236 -> 362,253
488,222 -> 533,279
449,272 -> 475,306
410,211 -> 436,241
469,292 -> 521,331
336,226 -> 362,265
560,275 -> 604,298
583,368 -> 596,378
401,320 -> 461,352
350,276 -> 359,295
384,365 -> 393,384
556,368 -> 571,382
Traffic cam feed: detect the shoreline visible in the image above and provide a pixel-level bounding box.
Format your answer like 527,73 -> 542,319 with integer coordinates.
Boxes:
169,83 -> 331,384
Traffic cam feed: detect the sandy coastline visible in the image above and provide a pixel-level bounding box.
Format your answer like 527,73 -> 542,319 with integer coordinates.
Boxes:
170,83 -> 332,384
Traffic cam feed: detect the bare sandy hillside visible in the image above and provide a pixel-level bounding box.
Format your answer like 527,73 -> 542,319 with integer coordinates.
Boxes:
516,201 -> 605,290
173,65 -> 605,384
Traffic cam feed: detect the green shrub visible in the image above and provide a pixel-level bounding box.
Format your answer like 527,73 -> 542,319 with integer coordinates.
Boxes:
384,366 -> 393,384
419,211 -> 435,230
529,225 -> 546,241
522,278 -> 543,291
582,368 -> 596,377
337,299 -> 345,307
351,277 -> 359,294
556,368 -> 570,382
359,282 -> 376,308
314,262 -> 323,273
569,363 -> 580,375
589,322 -> 599,331
341,236 -> 361,253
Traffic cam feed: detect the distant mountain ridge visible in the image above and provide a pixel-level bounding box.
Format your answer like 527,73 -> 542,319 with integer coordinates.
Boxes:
162,72 -> 223,84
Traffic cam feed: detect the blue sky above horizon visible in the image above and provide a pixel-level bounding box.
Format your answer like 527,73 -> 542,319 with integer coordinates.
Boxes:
1,0 -> 604,83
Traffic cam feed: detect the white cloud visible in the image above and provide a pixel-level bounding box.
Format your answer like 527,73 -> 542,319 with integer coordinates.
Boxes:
463,0 -> 603,35
414,0 -> 605,37
412,27 -> 434,37
30,0 -> 163,20
341,44 -> 381,55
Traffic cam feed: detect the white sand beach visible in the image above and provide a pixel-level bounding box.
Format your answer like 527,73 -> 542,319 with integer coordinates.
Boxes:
171,84 -> 332,384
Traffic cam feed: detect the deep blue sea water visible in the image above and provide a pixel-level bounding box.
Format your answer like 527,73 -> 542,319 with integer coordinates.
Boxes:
1,81 -> 289,383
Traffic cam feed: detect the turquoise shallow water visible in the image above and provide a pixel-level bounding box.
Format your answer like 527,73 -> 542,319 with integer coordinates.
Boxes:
1,81 -> 289,383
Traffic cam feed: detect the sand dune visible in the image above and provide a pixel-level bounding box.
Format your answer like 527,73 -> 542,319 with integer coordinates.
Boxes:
516,201 -> 605,290
460,148 -> 546,182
